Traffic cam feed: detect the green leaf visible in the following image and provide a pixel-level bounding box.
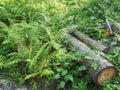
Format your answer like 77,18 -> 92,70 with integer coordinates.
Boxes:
64,74 -> 73,82
63,62 -> 69,67
57,81 -> 65,89
25,72 -> 39,80
54,74 -> 60,79
61,69 -> 68,76
90,60 -> 99,70
78,66 -> 86,71
41,69 -> 54,76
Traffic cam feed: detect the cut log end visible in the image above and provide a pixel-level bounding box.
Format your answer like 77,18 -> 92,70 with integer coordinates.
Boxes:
97,66 -> 116,86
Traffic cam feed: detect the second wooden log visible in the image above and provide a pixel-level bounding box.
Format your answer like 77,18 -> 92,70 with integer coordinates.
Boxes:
70,29 -> 108,52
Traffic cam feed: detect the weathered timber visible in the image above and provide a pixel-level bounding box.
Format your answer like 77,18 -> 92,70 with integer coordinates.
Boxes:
66,34 -> 116,85
70,29 -> 108,52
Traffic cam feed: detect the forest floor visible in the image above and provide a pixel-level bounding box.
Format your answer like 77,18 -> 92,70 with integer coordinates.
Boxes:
0,0 -> 120,90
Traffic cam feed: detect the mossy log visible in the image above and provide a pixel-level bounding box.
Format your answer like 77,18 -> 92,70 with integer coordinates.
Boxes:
70,29 -> 108,52
66,34 -> 116,86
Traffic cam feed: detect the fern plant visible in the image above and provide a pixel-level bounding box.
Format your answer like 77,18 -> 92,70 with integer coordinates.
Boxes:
0,15 -> 68,86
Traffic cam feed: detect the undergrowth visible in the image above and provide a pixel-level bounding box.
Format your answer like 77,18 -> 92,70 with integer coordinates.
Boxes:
0,0 -> 120,90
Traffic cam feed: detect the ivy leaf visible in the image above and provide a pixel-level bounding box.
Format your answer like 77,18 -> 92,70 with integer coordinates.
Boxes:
57,81 -> 65,89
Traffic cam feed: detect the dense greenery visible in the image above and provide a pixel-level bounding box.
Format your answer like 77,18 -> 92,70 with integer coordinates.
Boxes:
0,0 -> 120,90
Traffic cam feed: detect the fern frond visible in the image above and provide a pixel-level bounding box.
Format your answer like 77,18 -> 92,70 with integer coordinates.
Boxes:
0,21 -> 8,31
29,42 -> 50,70
37,44 -> 53,73
0,55 -> 6,69
25,72 -> 40,80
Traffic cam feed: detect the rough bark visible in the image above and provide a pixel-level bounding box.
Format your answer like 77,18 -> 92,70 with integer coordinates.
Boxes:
65,34 -> 116,85
70,29 -> 108,52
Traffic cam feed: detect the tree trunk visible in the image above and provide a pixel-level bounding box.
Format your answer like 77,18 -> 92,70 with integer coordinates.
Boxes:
70,29 -> 108,52
65,34 -> 116,86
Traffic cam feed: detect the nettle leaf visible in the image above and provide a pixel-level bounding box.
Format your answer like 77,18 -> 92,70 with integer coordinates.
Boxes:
57,81 -> 65,89
61,69 -> 68,76
64,74 -> 73,82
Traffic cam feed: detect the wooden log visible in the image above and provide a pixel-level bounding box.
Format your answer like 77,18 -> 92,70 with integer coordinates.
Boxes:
70,29 -> 108,52
65,34 -> 116,86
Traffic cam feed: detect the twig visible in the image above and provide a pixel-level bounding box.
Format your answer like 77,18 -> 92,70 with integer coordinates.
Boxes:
106,18 -> 113,33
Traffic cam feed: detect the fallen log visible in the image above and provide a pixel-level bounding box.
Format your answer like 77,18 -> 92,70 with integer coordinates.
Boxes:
65,34 -> 116,86
70,29 -> 108,52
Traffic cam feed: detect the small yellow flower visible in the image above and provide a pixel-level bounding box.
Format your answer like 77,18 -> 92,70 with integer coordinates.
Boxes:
56,49 -> 65,58
56,52 -> 61,58
104,29 -> 113,36
56,66 -> 62,72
